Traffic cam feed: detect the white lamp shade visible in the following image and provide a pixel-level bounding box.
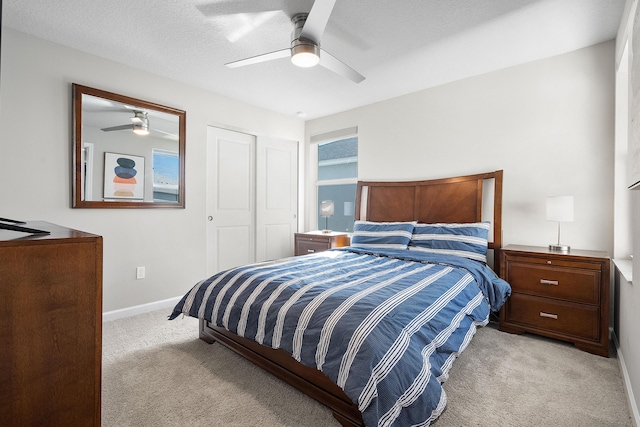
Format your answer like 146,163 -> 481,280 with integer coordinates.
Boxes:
546,196 -> 574,222
320,200 -> 334,217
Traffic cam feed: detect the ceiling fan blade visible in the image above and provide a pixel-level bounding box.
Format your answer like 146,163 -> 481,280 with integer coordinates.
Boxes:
319,49 -> 365,83
101,124 -> 134,132
225,48 -> 291,68
299,0 -> 336,44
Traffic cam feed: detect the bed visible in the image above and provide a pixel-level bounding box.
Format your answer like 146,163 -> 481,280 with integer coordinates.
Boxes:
170,170 -> 510,427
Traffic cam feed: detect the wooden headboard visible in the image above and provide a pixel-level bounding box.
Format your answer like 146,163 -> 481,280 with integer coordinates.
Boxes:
355,170 -> 503,271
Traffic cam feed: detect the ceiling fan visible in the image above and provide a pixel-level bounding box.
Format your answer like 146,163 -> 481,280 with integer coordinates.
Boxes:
101,111 -> 150,135
225,0 -> 365,83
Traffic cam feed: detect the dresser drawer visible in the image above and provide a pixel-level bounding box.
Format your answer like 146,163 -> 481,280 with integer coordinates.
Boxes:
296,239 -> 331,255
504,293 -> 600,341
506,262 -> 600,305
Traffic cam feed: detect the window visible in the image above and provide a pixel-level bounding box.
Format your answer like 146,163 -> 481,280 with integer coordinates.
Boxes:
152,149 -> 179,202
316,136 -> 358,232
613,39 -> 633,262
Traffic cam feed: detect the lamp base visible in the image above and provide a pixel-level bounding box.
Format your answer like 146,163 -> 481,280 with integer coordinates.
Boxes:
549,244 -> 570,252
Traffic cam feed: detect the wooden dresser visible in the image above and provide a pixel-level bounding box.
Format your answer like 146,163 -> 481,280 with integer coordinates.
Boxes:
0,221 -> 103,425
499,245 -> 610,357
294,231 -> 350,256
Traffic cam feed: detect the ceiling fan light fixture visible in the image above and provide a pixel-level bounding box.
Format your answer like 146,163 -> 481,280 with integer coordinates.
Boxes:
291,43 -> 320,68
131,111 -> 146,124
133,122 -> 149,136
132,111 -> 150,135
224,5 -> 364,82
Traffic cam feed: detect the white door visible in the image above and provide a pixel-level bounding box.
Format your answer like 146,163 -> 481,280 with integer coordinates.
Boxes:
206,127 -> 256,276
256,137 -> 298,262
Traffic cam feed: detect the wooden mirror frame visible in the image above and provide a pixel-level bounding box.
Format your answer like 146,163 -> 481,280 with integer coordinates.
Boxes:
72,84 -> 186,208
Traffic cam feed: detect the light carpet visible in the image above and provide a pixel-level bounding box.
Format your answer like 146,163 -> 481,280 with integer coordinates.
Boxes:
102,309 -> 634,426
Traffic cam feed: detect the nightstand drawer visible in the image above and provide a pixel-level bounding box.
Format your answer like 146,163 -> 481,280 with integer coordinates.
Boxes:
296,239 -> 331,255
294,232 -> 350,256
507,262 -> 600,305
505,293 -> 600,341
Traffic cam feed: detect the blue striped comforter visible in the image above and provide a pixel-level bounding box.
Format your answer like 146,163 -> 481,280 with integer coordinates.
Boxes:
170,247 -> 511,427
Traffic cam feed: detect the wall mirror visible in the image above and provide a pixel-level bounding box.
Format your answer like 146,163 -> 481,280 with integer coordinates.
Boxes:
72,84 -> 186,208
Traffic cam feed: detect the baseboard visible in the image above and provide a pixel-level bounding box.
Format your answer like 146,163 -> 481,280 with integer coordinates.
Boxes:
613,332 -> 640,427
103,296 -> 182,322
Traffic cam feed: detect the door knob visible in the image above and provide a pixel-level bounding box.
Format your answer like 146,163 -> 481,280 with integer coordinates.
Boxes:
208,216 -> 213,221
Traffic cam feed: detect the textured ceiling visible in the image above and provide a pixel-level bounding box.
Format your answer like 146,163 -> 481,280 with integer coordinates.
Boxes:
2,0 -> 626,120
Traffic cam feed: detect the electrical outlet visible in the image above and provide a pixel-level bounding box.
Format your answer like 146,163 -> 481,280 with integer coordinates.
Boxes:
136,266 -> 145,280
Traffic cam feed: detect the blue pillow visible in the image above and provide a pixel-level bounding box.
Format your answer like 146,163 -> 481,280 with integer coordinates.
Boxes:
351,221 -> 416,250
408,222 -> 490,262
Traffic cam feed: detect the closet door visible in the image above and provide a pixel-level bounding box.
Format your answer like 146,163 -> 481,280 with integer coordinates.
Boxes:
256,137 -> 298,262
206,127 -> 256,276
206,127 -> 298,276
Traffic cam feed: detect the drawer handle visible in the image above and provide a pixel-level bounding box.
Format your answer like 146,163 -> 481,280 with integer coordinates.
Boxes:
540,312 -> 558,320
540,279 -> 559,286
307,249 -> 315,253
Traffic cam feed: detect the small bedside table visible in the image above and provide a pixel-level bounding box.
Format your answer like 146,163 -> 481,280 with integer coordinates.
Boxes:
499,245 -> 610,357
294,231 -> 350,256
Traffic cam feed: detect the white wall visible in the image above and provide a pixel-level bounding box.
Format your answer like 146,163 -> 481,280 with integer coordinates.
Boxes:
628,191 -> 640,421
307,37 -> 640,423
0,29 -> 305,312
306,41 -> 615,254
615,0 -> 640,422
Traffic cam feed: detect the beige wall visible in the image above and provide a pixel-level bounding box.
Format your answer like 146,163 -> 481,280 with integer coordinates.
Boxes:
306,41 -> 616,254
0,28 -> 305,313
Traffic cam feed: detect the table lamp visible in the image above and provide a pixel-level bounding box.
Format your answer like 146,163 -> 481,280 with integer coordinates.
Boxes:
546,196 -> 574,252
320,200 -> 334,233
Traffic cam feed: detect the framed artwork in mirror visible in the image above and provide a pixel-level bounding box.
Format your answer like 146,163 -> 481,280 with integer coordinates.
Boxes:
103,152 -> 145,200
72,84 -> 186,208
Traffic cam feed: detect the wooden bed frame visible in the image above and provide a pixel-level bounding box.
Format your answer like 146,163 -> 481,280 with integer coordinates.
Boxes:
199,170 -> 503,427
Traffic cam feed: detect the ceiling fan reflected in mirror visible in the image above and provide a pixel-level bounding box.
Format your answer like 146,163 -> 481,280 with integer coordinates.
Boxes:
101,111 -> 150,135
225,0 -> 365,83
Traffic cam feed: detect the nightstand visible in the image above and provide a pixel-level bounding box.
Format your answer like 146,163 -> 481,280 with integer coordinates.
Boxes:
294,231 -> 350,256
499,245 -> 610,357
